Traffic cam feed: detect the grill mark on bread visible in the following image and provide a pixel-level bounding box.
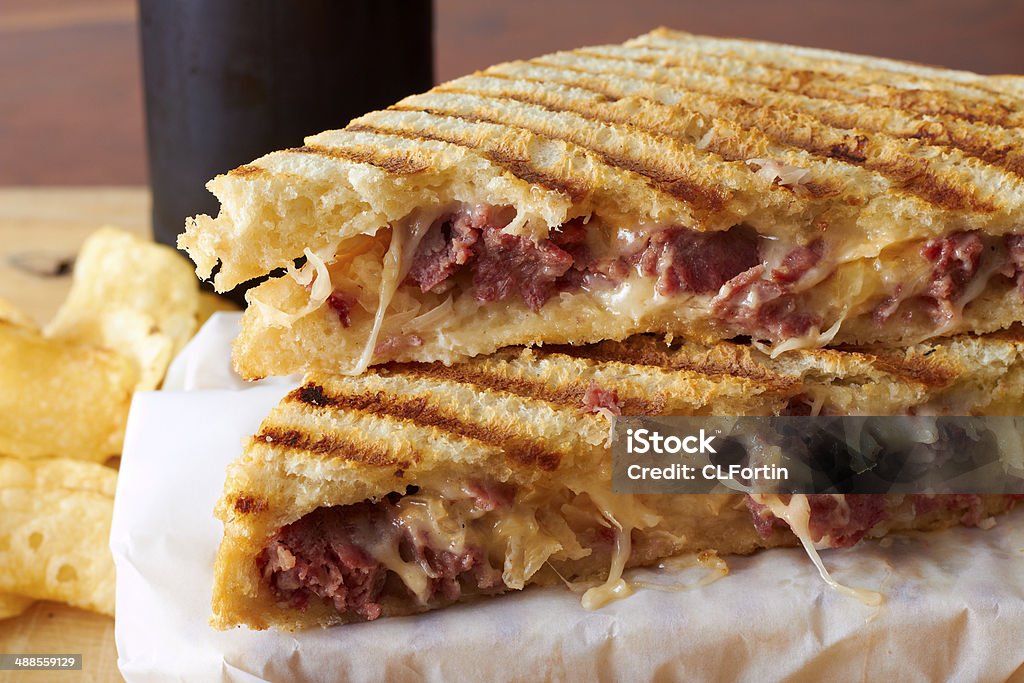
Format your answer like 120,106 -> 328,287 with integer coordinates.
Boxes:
235,52 -> 1015,217
374,104 -> 730,211
595,150 -> 726,210
344,122 -> 588,201
862,354 -> 960,388
537,51 -> 1024,179
483,148 -> 589,202
582,45 -> 1022,128
636,33 -> 1023,104
910,127 -> 1024,180
878,161 -> 994,211
384,102 -> 696,204
480,64 -> 1002,212
288,382 -> 565,471
540,337 -> 959,394
482,64 -> 1024,185
425,82 -> 981,210
384,362 -> 667,415
423,85 -> 841,199
232,495 -> 268,515
254,426 -> 412,468
539,339 -> 794,387
289,144 -> 431,175
351,113 -> 726,211
229,164 -> 269,179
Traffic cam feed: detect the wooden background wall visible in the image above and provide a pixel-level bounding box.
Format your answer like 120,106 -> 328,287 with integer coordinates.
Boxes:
2,0 -> 1022,184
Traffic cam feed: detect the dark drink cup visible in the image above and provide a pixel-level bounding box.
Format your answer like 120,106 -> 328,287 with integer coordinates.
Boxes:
138,0 -> 433,289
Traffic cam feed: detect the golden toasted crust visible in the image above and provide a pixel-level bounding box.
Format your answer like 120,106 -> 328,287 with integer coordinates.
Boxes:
213,331 -> 1024,630
207,28 -> 1024,378
850,326 -> 1024,413
182,29 -> 1024,291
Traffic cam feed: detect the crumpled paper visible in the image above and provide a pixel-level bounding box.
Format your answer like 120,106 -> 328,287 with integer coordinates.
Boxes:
112,313 -> 1024,682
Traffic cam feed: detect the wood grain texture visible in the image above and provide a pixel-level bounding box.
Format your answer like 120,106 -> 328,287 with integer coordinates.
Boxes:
0,603 -> 120,683
0,1 -> 144,185
0,187 -> 149,326
434,0 -> 1024,81
1,0 -> 1022,185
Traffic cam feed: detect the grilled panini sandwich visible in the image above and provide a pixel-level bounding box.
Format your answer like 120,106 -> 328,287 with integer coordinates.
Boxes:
181,29 -> 1024,379
213,330 -> 1024,629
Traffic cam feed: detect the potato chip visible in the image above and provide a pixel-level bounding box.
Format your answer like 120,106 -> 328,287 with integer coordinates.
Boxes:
0,457 -> 116,616
0,593 -> 34,620
0,322 -> 136,461
0,296 -> 38,331
46,227 -> 200,391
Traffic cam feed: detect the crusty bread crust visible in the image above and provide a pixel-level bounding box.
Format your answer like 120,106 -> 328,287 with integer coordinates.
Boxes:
213,332 -> 1024,630
184,26 -> 1024,377
182,29 -> 1024,292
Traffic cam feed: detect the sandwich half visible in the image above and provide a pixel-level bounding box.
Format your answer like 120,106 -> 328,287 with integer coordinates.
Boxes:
213,330 -> 1024,629
181,29 -> 1024,379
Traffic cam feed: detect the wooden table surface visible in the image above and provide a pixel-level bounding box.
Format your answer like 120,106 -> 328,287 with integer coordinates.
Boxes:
0,187 -> 149,683
0,187 -> 149,325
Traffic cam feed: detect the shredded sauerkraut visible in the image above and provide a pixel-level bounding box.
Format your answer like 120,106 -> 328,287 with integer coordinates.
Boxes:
695,128 -> 716,150
759,317 -> 844,358
746,158 -> 812,187
251,247 -> 334,327
402,296 -> 454,334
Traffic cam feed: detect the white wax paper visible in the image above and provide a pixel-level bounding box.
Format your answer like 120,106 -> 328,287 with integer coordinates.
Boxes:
112,313 -> 1024,682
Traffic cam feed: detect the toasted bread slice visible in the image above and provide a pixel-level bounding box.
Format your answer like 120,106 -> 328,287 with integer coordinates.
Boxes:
181,29 -> 1024,377
213,332 -> 1024,629
185,28 -> 1024,289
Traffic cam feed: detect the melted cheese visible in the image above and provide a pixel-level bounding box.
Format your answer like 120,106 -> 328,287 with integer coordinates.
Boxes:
750,494 -> 883,606
592,275 -> 670,321
276,215 -> 1017,375
578,487 -> 663,609
936,251 -> 1009,335
352,211 -> 440,374
580,510 -> 635,609
360,494 -> 476,604
492,508 -> 563,590
365,537 -> 432,604
630,552 -> 730,593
